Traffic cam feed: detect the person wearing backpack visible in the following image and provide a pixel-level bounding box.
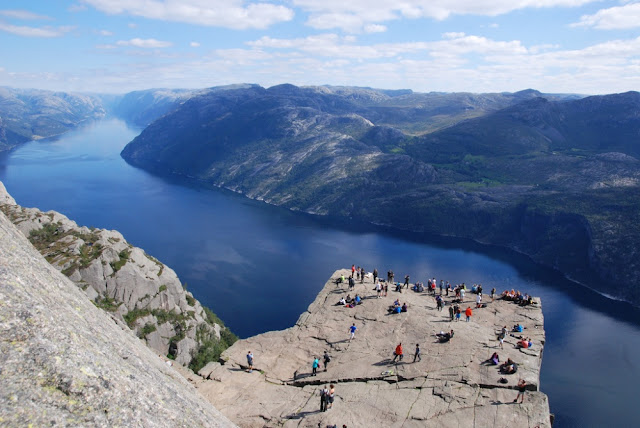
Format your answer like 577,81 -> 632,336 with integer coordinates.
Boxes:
323,351 -> 331,372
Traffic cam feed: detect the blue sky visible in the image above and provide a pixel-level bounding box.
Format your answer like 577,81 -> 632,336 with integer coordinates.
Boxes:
0,1 -> 639,94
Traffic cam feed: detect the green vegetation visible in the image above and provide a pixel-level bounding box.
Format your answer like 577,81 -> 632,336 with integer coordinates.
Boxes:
138,323 -> 157,338
110,249 -> 131,274
94,295 -> 121,312
189,324 -> 238,373
123,307 -> 151,328
185,294 -> 195,306
158,284 -> 167,293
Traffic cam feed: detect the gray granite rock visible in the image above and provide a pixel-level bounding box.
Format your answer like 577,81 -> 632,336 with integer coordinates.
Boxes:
0,182 -> 230,368
196,269 -> 551,427
0,207 -> 235,427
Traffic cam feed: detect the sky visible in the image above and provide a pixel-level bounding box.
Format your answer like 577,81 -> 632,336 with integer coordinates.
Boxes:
0,1 -> 639,95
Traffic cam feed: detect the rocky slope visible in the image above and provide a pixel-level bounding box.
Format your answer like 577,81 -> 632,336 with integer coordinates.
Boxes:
120,85 -> 640,306
0,181 -> 236,370
192,269 -> 550,427
0,188 -> 235,427
0,87 -> 106,151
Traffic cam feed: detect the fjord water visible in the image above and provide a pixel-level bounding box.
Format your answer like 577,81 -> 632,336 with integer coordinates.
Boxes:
1,119 -> 639,427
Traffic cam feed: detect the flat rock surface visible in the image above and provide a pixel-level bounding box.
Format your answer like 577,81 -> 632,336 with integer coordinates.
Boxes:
197,270 -> 550,427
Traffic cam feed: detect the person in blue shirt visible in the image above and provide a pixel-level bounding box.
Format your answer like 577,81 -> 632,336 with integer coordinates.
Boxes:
349,323 -> 357,341
312,357 -> 319,376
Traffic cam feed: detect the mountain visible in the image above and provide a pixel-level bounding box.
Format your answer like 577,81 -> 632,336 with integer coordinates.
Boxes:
120,84 -> 640,306
0,182 -> 236,372
0,183 -> 234,427
108,84 -> 260,128
0,87 -> 106,151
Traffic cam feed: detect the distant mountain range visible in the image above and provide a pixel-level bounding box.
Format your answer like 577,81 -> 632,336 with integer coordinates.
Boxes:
0,87 -> 106,151
3,83 -> 639,305
120,84 -> 640,306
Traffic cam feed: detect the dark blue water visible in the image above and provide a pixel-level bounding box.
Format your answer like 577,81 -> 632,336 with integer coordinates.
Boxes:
1,119 -> 639,427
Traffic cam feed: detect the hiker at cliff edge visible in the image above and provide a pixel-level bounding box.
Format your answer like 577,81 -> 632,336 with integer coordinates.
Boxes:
465,306 -> 473,322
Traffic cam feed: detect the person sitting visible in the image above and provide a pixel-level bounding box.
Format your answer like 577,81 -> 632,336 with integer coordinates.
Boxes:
500,358 -> 518,374
335,275 -> 345,285
338,297 -> 346,306
401,303 -> 408,312
354,294 -> 362,305
436,330 -> 454,342
395,282 -> 403,292
512,324 -> 524,333
345,294 -> 353,304
490,352 -> 500,365
393,299 -> 400,307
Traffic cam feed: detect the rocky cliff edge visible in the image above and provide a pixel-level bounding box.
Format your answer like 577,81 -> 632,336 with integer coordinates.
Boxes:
0,181 -> 235,369
0,189 -> 235,427
194,270 -> 551,427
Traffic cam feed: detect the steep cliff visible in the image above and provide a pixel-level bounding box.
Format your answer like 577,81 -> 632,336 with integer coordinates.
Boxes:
0,186 -> 235,426
0,182 -> 236,371
121,86 -> 640,306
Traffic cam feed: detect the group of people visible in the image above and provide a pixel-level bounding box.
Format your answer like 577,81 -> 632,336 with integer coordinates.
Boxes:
337,294 -> 362,308
501,289 -> 534,306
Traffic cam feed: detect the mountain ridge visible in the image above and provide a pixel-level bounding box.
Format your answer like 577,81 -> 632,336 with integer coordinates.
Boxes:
120,85 -> 640,306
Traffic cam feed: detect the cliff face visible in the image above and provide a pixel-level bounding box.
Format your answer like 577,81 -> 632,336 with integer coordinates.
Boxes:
0,182 -> 236,370
0,188 -> 235,426
120,85 -> 640,306
193,269 -> 551,427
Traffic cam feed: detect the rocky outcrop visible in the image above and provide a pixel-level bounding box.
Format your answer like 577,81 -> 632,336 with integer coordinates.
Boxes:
0,199 -> 235,427
0,182 -> 235,369
194,270 -> 550,427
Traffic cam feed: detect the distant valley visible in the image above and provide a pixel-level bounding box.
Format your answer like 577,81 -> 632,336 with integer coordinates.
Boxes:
120,84 -> 640,306
4,83 -> 639,306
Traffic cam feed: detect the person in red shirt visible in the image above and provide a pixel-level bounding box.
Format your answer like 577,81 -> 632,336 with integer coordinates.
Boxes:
392,343 -> 403,362
465,307 -> 473,322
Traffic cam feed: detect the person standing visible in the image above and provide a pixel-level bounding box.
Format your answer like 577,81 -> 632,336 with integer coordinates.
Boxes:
323,351 -> 331,372
476,293 -> 482,308
246,351 -> 254,373
376,281 -> 382,298
328,384 -> 336,409
439,280 -> 444,295
312,357 -> 319,376
360,267 -> 365,283
448,304 -> 455,321
348,275 -> 355,290
373,268 -> 378,284
351,264 -> 355,278
413,344 -> 421,362
392,343 -> 403,362
320,385 -> 329,412
349,323 -> 357,341
404,274 -> 410,289
514,379 -> 527,403
491,287 -> 496,302
465,306 -> 472,322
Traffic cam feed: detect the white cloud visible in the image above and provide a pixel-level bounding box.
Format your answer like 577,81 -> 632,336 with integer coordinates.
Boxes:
68,3 -> 88,12
190,41 -> 200,47
0,22 -> 74,38
364,23 -> 387,33
127,22 -> 137,28
99,29 -> 113,36
82,0 -> 294,30
292,0 -> 597,32
0,9 -> 52,20
116,38 -> 173,48
571,2 -> 640,29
